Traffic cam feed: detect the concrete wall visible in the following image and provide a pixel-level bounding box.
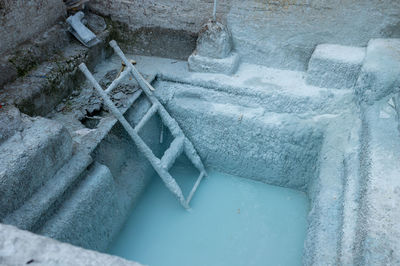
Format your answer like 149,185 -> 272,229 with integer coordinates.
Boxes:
0,223 -> 140,266
154,79 -> 324,191
0,0 -> 66,55
89,0 -> 400,70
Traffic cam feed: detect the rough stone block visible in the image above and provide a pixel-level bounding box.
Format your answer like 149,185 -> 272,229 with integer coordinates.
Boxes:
306,44 -> 365,89
196,20 -> 232,59
0,117 -> 72,219
188,52 -> 240,75
355,38 -> 400,103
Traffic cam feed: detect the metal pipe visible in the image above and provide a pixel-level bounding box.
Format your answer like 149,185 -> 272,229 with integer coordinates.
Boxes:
213,0 -> 217,21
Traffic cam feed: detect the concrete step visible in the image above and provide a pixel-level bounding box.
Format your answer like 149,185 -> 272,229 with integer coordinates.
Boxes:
355,104 -> 400,265
355,38 -> 400,103
306,44 -> 365,90
0,117 -> 72,220
38,162 -> 122,251
3,152 -> 93,232
0,17 -> 111,117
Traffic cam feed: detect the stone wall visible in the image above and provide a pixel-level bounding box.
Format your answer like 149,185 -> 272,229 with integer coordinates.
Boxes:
89,0 -> 400,70
0,0 -> 66,55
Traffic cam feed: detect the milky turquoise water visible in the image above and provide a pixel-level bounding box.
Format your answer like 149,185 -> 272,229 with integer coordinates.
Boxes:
108,165 -> 309,266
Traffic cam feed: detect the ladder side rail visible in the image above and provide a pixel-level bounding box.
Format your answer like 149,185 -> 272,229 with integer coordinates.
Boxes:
110,40 -> 156,98
105,67 -> 131,94
186,171 -> 206,206
134,103 -> 159,133
79,63 -> 188,209
161,135 -> 185,170
183,138 -> 207,174
110,40 -> 188,137
110,40 -> 207,175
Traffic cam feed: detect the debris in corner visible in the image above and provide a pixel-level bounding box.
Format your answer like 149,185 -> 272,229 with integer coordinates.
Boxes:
63,0 -> 88,14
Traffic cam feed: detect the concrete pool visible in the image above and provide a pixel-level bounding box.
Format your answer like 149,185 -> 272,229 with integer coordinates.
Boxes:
1,3 -> 400,264
108,165 -> 309,266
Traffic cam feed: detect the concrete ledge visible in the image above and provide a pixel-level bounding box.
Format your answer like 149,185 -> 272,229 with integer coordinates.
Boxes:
355,39 -> 400,103
0,117 -> 72,219
306,44 -> 365,89
0,0 -> 66,55
39,163 -> 121,251
354,104 -> 400,265
3,153 -> 93,232
0,106 -> 23,144
0,223 -> 140,266
188,52 -> 240,75
304,114 -> 360,265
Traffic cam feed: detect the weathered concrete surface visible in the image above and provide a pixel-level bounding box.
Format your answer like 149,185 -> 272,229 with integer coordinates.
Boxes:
3,153 -> 93,232
0,0 -> 66,55
355,39 -> 400,104
109,24 -> 197,60
228,0 -> 400,70
0,117 -> 72,220
39,163 -> 120,251
89,0 -> 400,70
0,12 -> 108,90
5,24 -> 70,78
0,29 -> 111,116
0,23 -> 70,90
306,44 -> 365,89
154,80 -> 324,190
2,60 -> 162,252
128,54 -> 362,263
0,61 -> 17,88
354,103 -> 400,265
88,0 -> 231,33
304,112 -> 361,266
0,105 -> 23,144
0,223 -> 141,266
188,52 -> 239,74
130,55 -> 354,116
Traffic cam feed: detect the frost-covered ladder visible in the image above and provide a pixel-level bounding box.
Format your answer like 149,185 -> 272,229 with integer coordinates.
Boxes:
79,40 -> 207,209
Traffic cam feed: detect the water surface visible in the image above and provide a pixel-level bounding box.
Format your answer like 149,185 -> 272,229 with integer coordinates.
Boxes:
108,165 -> 309,266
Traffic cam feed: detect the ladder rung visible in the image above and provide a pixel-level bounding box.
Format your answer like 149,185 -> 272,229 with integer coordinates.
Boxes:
160,135 -> 185,170
105,67 -> 131,94
186,171 -> 206,206
134,104 -> 158,133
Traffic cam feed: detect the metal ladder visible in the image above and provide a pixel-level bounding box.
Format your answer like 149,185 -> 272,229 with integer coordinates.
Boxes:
79,40 -> 207,209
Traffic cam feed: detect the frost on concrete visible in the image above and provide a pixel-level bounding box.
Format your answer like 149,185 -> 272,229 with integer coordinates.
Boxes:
39,163 -> 121,251
356,39 -> 400,104
0,223 -> 141,266
188,51 -> 239,74
0,0 -> 66,55
154,79 -> 324,191
354,103 -> 400,265
89,0 -> 400,71
306,44 -> 365,90
0,117 -> 72,220
0,105 -> 23,144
